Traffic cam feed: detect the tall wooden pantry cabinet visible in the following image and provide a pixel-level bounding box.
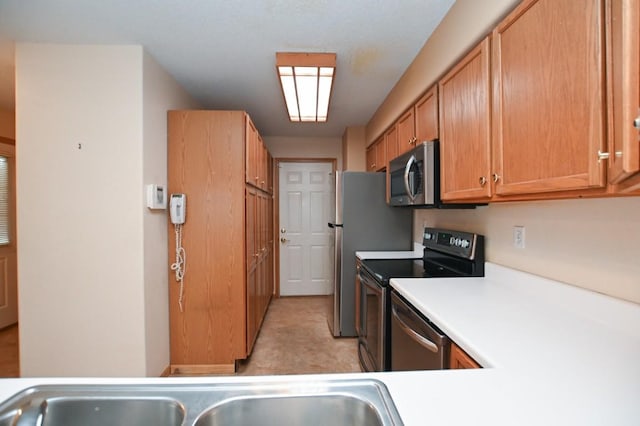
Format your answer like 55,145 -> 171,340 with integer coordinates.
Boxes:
168,110 -> 273,374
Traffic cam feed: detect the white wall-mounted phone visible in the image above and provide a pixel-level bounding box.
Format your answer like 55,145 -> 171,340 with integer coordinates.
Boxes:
170,194 -> 186,225
170,193 -> 186,312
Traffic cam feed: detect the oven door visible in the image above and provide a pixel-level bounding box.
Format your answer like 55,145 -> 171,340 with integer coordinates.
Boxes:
358,268 -> 387,372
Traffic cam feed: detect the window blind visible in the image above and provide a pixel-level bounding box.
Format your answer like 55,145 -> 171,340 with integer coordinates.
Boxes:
0,157 -> 9,245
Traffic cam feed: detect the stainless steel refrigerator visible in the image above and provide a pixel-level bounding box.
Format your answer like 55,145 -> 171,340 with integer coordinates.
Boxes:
327,171 -> 413,337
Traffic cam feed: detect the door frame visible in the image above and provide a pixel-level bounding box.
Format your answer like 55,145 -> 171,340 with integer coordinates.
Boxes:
0,137 -> 17,328
273,158 -> 337,297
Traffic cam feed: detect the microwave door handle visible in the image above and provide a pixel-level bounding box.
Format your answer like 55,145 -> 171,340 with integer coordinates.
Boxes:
391,305 -> 439,353
403,155 -> 417,201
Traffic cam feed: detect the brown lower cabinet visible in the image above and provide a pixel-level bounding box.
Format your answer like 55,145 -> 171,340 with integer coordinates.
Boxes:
449,342 -> 481,369
168,110 -> 273,375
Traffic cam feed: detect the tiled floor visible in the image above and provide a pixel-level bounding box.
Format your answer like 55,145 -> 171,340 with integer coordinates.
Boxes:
237,296 -> 361,376
0,296 -> 361,378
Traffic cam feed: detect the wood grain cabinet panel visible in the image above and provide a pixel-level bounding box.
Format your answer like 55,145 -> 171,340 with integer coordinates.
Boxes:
385,127 -> 398,163
396,108 -> 417,155
492,0 -> 607,195
439,36 -> 492,201
415,86 -> 439,143
375,136 -> 387,171
366,143 -> 377,172
608,0 -> 640,191
168,110 -> 273,373
449,342 -> 481,369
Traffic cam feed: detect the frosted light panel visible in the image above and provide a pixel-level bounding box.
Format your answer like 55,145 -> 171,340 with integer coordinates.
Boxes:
279,67 -> 300,121
276,53 -> 335,122
295,67 -> 318,122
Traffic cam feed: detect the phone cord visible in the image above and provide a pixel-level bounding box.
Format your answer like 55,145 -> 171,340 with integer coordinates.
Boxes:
171,224 -> 186,312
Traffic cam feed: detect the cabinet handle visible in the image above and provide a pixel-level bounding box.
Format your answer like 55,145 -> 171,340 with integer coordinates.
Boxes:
492,173 -> 500,183
597,150 -> 610,163
634,116 -> 640,129
371,163 -> 375,168
479,176 -> 487,186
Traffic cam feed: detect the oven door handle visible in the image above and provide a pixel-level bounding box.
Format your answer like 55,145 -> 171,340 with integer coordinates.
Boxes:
391,305 -> 439,353
403,155 -> 417,201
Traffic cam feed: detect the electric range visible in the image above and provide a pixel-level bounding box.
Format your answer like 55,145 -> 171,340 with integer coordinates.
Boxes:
357,227 -> 485,372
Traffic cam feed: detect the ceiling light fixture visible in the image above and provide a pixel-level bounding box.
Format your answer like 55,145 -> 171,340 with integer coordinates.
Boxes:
276,52 -> 336,122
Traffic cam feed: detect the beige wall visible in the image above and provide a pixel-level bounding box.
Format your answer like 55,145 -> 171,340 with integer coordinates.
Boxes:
366,0 -> 520,144
0,109 -> 14,139
16,43 -> 197,377
142,52 -> 199,376
368,0 -> 640,305
341,126 -> 366,171
264,136 -> 342,169
414,197 -> 640,304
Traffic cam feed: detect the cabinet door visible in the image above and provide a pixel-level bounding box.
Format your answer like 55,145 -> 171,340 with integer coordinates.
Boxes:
366,144 -> 377,171
375,137 -> 387,171
415,86 -> 439,143
608,0 -> 640,188
492,0 -> 606,195
449,342 -> 481,369
396,108 -> 416,155
245,116 -> 258,186
439,37 -> 492,200
385,127 -> 398,162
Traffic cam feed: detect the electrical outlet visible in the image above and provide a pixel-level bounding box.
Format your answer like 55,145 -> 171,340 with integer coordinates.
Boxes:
513,226 -> 525,249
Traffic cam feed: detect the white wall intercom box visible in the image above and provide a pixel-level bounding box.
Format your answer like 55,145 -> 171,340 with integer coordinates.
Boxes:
146,184 -> 167,209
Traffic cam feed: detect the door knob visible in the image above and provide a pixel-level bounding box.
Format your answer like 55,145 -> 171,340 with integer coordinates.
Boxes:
280,228 -> 286,234
280,237 -> 288,243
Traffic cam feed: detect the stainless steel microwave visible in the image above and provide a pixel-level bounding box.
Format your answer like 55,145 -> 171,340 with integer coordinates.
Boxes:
388,141 -> 439,207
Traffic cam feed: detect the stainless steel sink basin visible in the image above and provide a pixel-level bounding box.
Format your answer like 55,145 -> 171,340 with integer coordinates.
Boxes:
41,397 -> 185,426
196,393 -> 385,426
0,378 -> 403,426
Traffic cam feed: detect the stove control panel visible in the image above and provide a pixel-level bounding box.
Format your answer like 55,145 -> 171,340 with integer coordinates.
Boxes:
423,227 -> 483,260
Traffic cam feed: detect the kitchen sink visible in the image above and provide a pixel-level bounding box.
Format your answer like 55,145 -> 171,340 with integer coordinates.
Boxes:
0,378 -> 403,426
195,394 -> 384,426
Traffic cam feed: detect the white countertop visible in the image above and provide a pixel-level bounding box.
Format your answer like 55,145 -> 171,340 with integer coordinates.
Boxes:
391,263 -> 640,425
1,263 -> 638,425
356,242 -> 424,260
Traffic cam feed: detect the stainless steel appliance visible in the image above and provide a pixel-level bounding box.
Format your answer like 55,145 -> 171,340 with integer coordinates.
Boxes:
390,291 -> 449,370
327,172 -> 412,337
358,227 -> 484,372
388,141 -> 438,207
388,141 -> 482,209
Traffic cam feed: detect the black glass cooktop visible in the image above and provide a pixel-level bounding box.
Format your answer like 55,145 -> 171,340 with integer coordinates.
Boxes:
360,257 -> 468,286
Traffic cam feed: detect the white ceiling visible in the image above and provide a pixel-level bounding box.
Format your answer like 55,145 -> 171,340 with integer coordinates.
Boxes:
0,0 -> 455,138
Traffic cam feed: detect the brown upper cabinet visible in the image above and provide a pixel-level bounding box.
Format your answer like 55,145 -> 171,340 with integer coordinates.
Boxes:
396,108 -> 417,155
439,37 -> 492,201
366,136 -> 387,172
382,84 -> 439,166
415,85 -> 439,144
245,118 -> 271,193
385,125 -> 398,163
608,0 -> 640,191
491,0 -> 607,196
375,136 -> 387,171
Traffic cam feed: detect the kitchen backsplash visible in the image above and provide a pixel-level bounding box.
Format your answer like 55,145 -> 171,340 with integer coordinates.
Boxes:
414,196 -> 640,304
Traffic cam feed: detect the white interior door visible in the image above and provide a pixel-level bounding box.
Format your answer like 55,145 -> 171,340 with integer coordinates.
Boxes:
0,142 -> 17,328
279,162 -> 334,296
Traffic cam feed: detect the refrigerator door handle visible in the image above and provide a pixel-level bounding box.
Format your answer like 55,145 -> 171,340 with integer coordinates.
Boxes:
328,222 -> 343,228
